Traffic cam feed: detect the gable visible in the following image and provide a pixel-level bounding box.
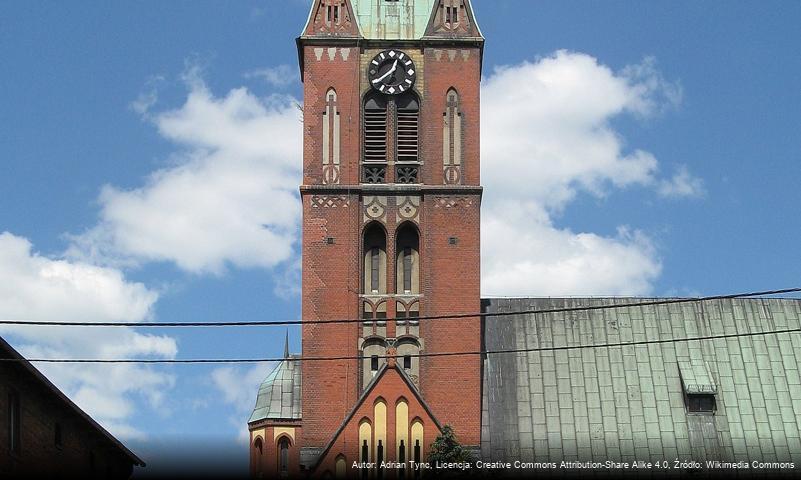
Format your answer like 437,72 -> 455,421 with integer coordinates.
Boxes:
424,0 -> 482,38
313,364 -> 442,475
302,0 -> 360,37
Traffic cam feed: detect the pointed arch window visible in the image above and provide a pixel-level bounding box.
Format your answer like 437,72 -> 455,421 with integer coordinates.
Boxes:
359,419 -> 372,480
335,456 -> 347,479
322,88 -> 340,184
362,339 -> 387,388
363,92 -> 419,184
278,437 -> 290,474
363,223 -> 387,294
397,339 -> 421,386
396,224 -> 419,295
443,88 -> 462,184
396,94 -> 419,164
396,399 -> 409,470
411,420 -> 424,479
253,437 -> 264,476
374,399 -> 387,471
363,93 -> 388,183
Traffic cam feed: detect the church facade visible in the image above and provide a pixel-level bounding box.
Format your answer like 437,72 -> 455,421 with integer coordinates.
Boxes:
249,1 -> 801,478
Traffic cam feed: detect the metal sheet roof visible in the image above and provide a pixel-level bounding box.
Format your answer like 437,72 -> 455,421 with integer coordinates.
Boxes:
481,297 -> 801,464
249,356 -> 302,423
678,359 -> 717,395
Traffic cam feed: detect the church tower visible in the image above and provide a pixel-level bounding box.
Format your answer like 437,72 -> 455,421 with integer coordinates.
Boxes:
250,1 -> 484,476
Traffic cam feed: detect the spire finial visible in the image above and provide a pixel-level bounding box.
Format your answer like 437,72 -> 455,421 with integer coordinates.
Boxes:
284,330 -> 290,359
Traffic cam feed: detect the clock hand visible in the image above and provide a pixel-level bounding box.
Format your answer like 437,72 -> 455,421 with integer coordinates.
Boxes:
372,59 -> 399,84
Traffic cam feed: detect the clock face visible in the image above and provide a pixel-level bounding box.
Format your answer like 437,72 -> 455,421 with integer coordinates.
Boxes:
368,49 -> 417,95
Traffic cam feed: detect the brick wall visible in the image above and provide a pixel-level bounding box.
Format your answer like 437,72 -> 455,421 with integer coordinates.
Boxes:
0,360 -> 136,478
300,37 -> 484,451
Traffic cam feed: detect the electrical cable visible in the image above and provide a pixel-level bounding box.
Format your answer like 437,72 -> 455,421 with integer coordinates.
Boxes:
0,287 -> 798,328
2,325 -> 799,364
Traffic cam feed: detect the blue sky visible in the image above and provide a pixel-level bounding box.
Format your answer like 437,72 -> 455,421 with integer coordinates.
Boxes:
1,0 -> 800,475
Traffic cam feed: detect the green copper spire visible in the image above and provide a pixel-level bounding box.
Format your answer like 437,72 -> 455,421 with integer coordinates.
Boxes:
351,0 -> 437,40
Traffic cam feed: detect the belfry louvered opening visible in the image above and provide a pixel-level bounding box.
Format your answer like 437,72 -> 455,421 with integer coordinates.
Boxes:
364,93 -> 388,164
362,91 -> 420,184
396,93 -> 419,163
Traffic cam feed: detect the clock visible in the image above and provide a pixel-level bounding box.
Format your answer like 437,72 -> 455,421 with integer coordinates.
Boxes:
368,49 -> 417,95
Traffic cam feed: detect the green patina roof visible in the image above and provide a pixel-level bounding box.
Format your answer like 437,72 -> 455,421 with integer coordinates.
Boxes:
351,0 -> 436,39
249,356 -> 302,423
482,297 -> 801,464
678,359 -> 717,394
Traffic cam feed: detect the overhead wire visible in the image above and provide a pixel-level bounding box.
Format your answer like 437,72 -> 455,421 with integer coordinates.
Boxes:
1,315 -> 799,364
0,287 -> 799,328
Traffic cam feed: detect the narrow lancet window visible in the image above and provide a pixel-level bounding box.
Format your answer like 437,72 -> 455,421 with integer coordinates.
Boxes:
364,93 -> 388,183
396,94 -> 419,164
322,88 -> 340,184
443,88 -> 462,184
363,223 -> 387,294
395,224 -> 419,295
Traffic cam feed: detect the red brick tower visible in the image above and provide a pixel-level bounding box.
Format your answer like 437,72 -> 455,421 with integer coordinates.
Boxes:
297,0 -> 484,473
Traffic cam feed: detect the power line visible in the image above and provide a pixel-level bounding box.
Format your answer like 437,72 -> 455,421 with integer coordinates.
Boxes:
2,325 -> 799,364
0,287 -> 799,328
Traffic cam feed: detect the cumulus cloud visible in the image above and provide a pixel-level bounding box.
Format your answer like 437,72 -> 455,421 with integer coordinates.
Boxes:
658,165 -> 706,198
211,362 -> 276,444
0,232 -> 176,440
129,75 -> 166,117
244,65 -> 299,88
69,74 -> 303,276
480,51 -> 696,296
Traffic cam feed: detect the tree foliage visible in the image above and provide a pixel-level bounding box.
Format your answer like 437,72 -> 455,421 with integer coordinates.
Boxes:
427,424 -> 474,465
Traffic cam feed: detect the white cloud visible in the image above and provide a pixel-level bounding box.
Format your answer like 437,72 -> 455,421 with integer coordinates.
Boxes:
0,232 -> 176,440
482,211 -> 661,296
480,51 -> 694,296
211,362 -> 275,444
69,75 -> 303,277
245,65 -> 299,88
658,165 -> 706,198
129,75 -> 166,117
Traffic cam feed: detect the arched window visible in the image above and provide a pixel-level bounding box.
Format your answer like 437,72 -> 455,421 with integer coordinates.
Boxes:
362,339 -> 387,388
396,93 -> 420,165
253,437 -> 263,476
396,399 -> 409,469
374,399 -> 387,465
278,437 -> 290,474
363,223 -> 387,294
411,419 -> 424,478
322,88 -> 340,185
359,419 -> 372,480
395,223 -> 419,295
363,91 -> 419,184
397,339 -> 421,387
335,455 -> 347,479
443,88 -> 462,184
363,92 -> 388,183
